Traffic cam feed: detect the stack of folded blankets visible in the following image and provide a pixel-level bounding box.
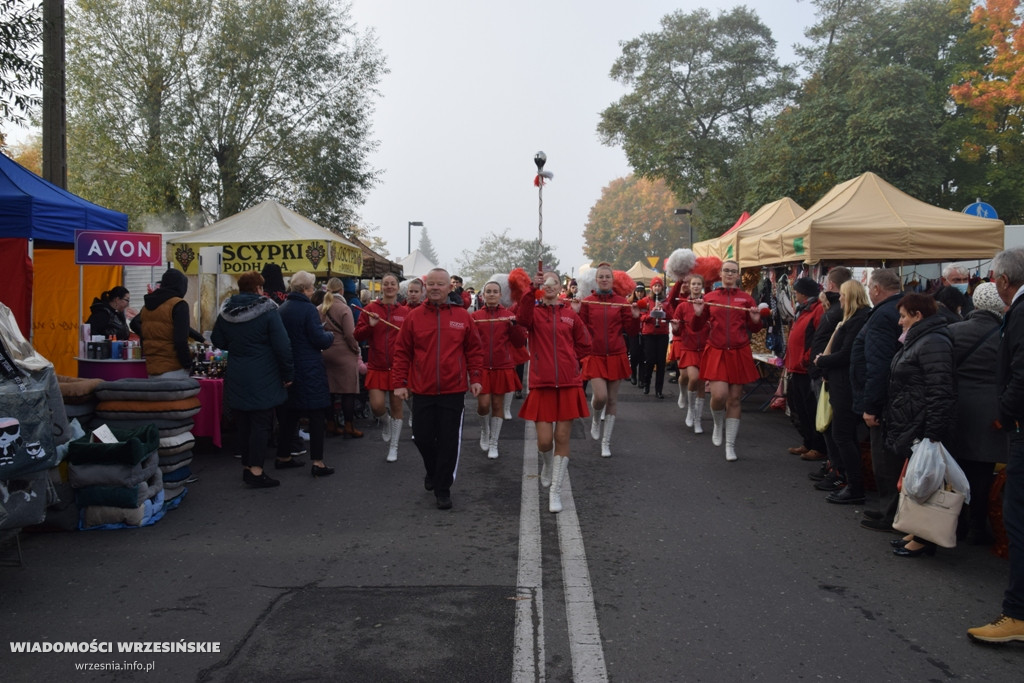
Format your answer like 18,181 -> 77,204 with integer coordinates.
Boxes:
67,424 -> 165,529
57,375 -> 104,427
91,377 -> 201,504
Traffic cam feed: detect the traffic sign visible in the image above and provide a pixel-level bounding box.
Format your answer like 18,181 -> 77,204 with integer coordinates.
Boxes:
963,201 -> 998,219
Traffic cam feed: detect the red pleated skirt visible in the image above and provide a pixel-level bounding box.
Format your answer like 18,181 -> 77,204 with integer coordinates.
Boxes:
518,386 -> 589,422
678,348 -> 703,370
699,346 -> 759,384
364,368 -> 392,391
581,352 -> 631,381
481,367 -> 522,395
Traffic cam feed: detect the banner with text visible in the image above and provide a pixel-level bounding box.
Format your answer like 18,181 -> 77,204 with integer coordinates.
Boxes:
167,240 -> 362,277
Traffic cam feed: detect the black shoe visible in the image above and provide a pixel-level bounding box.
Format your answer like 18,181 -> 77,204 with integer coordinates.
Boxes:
808,463 -> 829,481
436,495 -> 452,510
892,542 -> 936,557
311,464 -> 335,477
274,458 -> 305,469
862,509 -> 885,521
656,392 -> 665,399
424,476 -> 434,491
243,470 -> 280,488
890,538 -> 910,548
860,518 -> 897,533
826,488 -> 865,505
814,474 -> 845,492
629,376 -> 637,386
514,390 -> 523,399
643,385 -> 650,395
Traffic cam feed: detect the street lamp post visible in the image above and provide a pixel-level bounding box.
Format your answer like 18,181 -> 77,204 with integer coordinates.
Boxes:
407,221 -> 423,255
674,208 -> 693,248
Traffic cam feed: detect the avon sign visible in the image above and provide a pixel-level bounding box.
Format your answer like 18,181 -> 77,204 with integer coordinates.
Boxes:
75,231 -> 163,266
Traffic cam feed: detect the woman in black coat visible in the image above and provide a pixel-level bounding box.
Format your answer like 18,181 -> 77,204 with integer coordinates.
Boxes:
814,280 -> 872,504
947,282 -> 1008,544
276,271 -> 336,477
86,286 -> 132,340
884,293 -> 955,557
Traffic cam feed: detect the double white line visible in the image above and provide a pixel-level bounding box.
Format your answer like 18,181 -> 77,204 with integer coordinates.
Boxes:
513,422 -> 609,683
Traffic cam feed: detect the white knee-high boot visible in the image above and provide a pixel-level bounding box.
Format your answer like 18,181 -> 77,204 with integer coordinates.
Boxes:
504,392 -> 514,420
601,414 -> 615,458
725,417 -> 740,461
549,455 -> 568,513
381,413 -> 391,442
692,397 -> 705,434
684,390 -> 696,424
488,416 -> 503,459
711,409 -> 725,446
590,400 -> 602,440
678,386 -> 687,409
386,416 -> 402,462
479,413 -> 490,451
539,449 -> 554,488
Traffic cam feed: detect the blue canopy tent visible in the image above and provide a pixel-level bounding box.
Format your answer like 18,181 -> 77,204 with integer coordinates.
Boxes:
0,154 -> 128,375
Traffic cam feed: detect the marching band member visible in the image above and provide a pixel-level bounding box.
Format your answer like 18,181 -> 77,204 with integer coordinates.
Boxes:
671,273 -> 709,432
690,260 -> 764,461
472,281 -> 526,459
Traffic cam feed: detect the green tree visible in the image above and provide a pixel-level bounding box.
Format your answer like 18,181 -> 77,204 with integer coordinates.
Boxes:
66,0 -> 386,238
583,175 -> 684,267
418,229 -> 440,265
598,7 -> 797,233
739,0 -> 974,213
455,229 -> 559,289
0,0 -> 42,133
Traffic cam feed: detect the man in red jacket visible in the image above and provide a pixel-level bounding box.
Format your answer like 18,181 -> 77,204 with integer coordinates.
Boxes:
394,268 -> 484,510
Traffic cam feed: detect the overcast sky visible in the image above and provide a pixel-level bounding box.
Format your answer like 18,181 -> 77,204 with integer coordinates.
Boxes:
348,0 -> 812,279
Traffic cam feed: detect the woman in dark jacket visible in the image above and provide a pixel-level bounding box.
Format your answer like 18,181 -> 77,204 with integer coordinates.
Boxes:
814,280 -> 871,504
86,286 -> 132,340
276,271 -> 336,477
212,272 -> 294,488
947,282 -> 1008,544
884,293 -> 955,557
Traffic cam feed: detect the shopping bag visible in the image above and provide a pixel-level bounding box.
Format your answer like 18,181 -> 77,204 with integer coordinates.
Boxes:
893,487 -> 965,548
815,383 -> 833,432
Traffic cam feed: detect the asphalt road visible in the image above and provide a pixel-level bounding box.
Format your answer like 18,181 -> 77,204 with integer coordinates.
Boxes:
3,382 -> 1024,682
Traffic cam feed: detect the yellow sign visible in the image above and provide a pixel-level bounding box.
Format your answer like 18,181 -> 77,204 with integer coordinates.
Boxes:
647,256 -> 659,268
167,241 -> 362,277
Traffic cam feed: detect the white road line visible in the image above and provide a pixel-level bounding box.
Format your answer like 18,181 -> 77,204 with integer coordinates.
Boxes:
513,422 -> 609,683
557,461 -> 609,683
513,422 -> 544,683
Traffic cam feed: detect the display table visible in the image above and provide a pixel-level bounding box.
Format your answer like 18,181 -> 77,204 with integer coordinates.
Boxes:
76,357 -> 148,381
192,377 -> 224,448
747,353 -> 784,411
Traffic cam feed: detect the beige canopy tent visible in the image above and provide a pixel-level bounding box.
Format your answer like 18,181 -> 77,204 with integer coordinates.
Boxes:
625,260 -> 660,285
744,172 -> 1005,267
398,249 -> 438,279
694,198 -> 805,266
165,200 -> 363,276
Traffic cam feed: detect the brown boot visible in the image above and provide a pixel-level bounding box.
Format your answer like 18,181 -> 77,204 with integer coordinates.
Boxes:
343,421 -> 364,439
325,419 -> 343,437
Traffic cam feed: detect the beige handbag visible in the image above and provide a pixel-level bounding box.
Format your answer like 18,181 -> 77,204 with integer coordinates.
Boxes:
893,487 -> 965,548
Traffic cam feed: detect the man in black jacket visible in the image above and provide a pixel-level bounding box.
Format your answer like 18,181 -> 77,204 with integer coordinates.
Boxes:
969,247 -> 1024,643
849,268 -> 904,531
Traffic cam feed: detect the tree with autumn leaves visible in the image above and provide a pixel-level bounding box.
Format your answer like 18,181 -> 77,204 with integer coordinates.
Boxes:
583,175 -> 683,268
950,0 -> 1024,223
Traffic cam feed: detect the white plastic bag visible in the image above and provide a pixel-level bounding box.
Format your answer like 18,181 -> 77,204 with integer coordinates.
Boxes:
903,438 -> 971,505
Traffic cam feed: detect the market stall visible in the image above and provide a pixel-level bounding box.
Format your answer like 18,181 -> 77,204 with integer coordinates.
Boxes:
695,198 -> 805,266
743,172 -> 1005,267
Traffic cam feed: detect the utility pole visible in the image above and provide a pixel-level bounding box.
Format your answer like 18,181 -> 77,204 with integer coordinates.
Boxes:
42,0 -> 67,189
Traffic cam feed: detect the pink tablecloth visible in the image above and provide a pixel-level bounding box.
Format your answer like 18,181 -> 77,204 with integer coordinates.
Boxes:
192,378 -> 224,447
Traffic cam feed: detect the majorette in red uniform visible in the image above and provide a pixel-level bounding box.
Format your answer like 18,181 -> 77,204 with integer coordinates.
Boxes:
690,260 -> 764,461
392,272 -> 484,510
577,263 -> 640,457
516,271 -> 592,514
471,281 -> 527,459
670,274 -> 710,432
353,273 -> 410,462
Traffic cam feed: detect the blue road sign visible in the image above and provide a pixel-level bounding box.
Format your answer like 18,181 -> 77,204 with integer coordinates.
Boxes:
963,201 -> 998,219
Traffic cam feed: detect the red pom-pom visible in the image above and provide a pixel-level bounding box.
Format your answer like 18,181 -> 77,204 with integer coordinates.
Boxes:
612,270 -> 636,298
508,268 -> 532,302
693,256 -> 722,285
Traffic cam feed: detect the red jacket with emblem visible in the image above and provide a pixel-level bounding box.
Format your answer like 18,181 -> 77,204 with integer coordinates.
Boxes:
671,299 -> 709,351
353,300 -> 409,370
578,291 -> 638,356
471,304 -> 527,370
391,301 -> 484,395
517,291 -> 591,389
691,287 -> 763,349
